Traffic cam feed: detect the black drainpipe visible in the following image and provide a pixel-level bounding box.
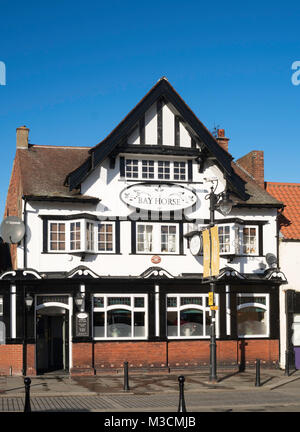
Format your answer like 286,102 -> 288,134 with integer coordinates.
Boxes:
22,196 -> 27,269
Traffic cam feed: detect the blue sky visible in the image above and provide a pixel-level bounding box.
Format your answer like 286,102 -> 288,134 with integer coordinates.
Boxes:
0,0 -> 300,217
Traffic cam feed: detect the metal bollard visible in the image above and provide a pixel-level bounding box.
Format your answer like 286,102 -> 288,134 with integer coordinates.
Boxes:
285,351 -> 290,376
255,359 -> 261,387
123,361 -> 130,391
177,375 -> 187,412
24,377 -> 31,412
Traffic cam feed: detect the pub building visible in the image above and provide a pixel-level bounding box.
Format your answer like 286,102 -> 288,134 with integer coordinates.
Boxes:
0,77 -> 287,376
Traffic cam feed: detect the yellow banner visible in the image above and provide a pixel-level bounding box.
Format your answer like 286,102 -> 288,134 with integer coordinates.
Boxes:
202,229 -> 211,278
210,225 -> 220,276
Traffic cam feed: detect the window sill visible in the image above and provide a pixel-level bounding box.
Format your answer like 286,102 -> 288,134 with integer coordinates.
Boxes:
119,178 -> 204,185
130,253 -> 186,256
237,335 -> 269,339
42,252 -> 121,255
167,336 -> 211,340
93,337 -> 148,341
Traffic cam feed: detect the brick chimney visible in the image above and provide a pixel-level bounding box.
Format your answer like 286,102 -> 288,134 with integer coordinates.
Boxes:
236,150 -> 264,188
216,129 -> 229,152
16,126 -> 29,149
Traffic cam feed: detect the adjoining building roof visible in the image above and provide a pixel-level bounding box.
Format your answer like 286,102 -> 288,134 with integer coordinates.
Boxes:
266,182 -> 300,240
17,145 -> 99,203
233,163 -> 283,207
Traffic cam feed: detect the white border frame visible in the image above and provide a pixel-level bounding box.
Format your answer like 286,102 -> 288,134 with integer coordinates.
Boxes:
166,293 -> 220,339
236,293 -> 270,338
93,293 -> 148,340
136,222 -> 179,254
34,294 -> 73,370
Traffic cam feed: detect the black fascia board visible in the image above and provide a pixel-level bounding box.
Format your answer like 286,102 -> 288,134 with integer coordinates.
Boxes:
66,79 -> 248,199
24,195 -> 100,204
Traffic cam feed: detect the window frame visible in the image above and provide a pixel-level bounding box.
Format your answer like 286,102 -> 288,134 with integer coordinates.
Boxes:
124,157 -> 188,182
93,294 -> 148,340
47,219 -> 116,254
240,225 -> 258,256
166,294 -> 219,339
97,222 -> 115,253
236,293 -> 270,338
136,222 -> 179,254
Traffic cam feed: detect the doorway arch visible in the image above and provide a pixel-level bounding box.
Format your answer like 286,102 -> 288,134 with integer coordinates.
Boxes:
35,302 -> 71,375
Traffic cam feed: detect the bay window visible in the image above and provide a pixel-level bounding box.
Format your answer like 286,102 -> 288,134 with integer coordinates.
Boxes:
47,219 -> 115,253
93,294 -> 148,339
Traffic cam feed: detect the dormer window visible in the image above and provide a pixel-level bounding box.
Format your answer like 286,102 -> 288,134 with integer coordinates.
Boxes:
123,158 -> 190,182
46,218 -> 116,254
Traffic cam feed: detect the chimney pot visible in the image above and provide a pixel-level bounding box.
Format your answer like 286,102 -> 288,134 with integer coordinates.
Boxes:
216,128 -> 229,152
16,126 -> 29,149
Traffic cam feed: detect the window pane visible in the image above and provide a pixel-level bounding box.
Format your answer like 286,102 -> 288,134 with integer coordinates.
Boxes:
108,297 -> 131,306
134,312 -> 145,337
107,309 -> 131,337
98,223 -> 114,252
180,297 -> 202,306
134,297 -> 144,308
167,311 -> 178,336
161,225 -> 177,253
167,297 -> 177,307
237,306 -> 267,336
180,309 -> 203,336
50,222 -> 66,251
93,312 -> 105,337
125,159 -> 139,178
94,297 -> 104,308
137,225 -> 153,252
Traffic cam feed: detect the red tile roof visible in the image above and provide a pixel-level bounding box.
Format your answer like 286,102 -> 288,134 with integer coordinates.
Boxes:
266,182 -> 300,240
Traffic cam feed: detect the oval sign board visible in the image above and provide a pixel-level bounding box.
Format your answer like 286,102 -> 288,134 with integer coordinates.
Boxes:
190,234 -> 203,256
120,183 -> 197,212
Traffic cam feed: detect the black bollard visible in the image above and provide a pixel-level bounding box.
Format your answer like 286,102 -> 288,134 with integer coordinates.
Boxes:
285,351 -> 290,376
124,361 -> 130,391
177,376 -> 187,412
255,359 -> 261,387
24,377 -> 31,412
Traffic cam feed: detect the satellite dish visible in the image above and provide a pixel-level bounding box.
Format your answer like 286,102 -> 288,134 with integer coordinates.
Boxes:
266,253 -> 277,268
0,216 -> 25,244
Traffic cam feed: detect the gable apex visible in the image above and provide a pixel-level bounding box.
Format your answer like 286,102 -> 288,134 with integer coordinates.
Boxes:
65,79 -> 248,200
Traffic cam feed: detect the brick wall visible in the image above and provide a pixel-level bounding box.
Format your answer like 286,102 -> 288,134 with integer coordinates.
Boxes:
0,339 -> 279,376
0,345 -> 23,375
236,150 -> 265,188
71,339 -> 279,375
4,151 -> 23,269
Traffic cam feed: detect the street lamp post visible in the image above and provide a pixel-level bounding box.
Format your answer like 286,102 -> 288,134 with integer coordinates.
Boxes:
23,292 -> 33,376
206,185 -> 233,383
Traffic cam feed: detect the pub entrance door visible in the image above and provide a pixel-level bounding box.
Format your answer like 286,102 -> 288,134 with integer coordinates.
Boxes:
36,305 -> 69,374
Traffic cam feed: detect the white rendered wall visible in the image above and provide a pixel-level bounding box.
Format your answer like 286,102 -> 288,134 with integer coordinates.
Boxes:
18,153 -> 278,278
279,241 -> 300,368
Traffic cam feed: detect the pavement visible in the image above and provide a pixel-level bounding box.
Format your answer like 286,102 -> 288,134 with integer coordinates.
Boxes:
0,367 -> 298,396
1,367 -> 300,413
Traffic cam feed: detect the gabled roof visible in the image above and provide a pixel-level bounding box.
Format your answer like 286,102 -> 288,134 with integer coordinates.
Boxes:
65,77 -> 249,200
266,182 -> 300,239
16,145 -> 99,203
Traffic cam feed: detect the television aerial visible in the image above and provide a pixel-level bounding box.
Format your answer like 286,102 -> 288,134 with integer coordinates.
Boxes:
0,216 -> 25,244
266,253 -> 277,269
